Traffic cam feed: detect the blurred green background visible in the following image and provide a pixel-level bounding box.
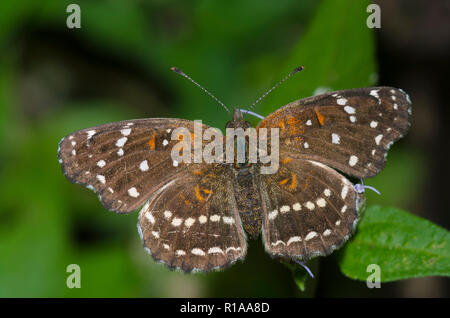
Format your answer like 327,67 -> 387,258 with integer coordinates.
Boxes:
0,0 -> 448,297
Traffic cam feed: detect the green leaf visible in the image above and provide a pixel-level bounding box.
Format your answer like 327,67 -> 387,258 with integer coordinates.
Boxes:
284,259 -> 319,296
339,206 -> 450,282
261,0 -> 375,115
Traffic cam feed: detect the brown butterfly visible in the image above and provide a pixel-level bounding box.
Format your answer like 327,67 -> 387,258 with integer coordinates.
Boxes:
58,67 -> 411,272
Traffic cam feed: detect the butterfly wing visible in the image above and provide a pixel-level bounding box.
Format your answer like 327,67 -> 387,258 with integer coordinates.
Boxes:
58,118 -> 214,213
259,156 -> 364,260
257,87 -> 411,178
137,163 -> 247,272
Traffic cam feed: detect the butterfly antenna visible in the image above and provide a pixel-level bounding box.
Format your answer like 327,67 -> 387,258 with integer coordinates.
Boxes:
171,67 -> 230,114
247,66 -> 304,111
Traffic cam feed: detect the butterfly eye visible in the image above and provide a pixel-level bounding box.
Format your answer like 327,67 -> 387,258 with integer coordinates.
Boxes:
225,121 -> 234,129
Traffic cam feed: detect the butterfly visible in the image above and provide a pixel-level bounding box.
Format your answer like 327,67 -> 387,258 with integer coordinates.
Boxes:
58,66 -> 411,272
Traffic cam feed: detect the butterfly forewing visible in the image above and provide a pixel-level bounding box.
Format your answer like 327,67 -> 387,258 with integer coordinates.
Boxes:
259,156 -> 364,260
257,87 -> 411,178
138,163 -> 247,272
58,118 -> 213,213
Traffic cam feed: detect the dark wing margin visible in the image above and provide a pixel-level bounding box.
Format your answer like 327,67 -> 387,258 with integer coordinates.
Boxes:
257,87 -> 412,178
58,118 -> 213,213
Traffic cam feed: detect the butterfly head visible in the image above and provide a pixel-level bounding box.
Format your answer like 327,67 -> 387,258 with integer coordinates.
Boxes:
226,108 -> 252,130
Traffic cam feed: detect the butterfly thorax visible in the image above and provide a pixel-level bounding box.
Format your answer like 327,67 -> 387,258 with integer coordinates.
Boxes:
226,109 -> 263,238
225,109 -> 252,168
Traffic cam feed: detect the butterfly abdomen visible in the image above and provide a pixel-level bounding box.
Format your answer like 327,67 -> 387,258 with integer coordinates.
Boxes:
232,165 -> 263,238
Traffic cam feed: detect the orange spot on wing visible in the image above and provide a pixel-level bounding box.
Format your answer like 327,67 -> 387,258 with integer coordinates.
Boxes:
202,189 -> 212,194
314,108 -> 325,126
303,175 -> 311,189
179,193 -> 185,200
290,173 -> 297,190
286,116 -> 304,135
279,178 -> 289,185
194,185 -> 205,201
287,116 -> 301,125
193,170 -> 203,175
147,133 -> 156,150
276,121 -> 286,134
282,157 -> 292,164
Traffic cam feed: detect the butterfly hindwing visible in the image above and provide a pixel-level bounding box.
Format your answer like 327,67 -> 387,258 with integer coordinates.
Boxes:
137,163 -> 247,272
257,87 -> 411,178
58,118 -> 213,213
259,156 -> 364,260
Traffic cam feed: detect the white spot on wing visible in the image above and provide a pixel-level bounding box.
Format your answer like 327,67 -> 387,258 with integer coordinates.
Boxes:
96,175 -> 106,184
191,248 -> 205,256
164,210 -> 172,219
287,236 -> 302,245
337,98 -> 348,105
175,250 -> 186,256
341,186 -> 349,199
145,212 -> 155,224
370,89 -> 379,99
128,187 -> 139,197
198,215 -> 207,223
316,198 -> 326,207
208,247 -> 224,255
139,160 -> 149,171
344,106 -> 356,114
349,155 -> 358,167
210,215 -> 220,222
271,240 -> 286,247
87,130 -> 96,139
280,205 -> 290,213
121,128 -> 131,136
305,231 -> 318,241
184,217 -> 195,228
305,201 -> 315,210
222,216 -> 235,224
171,217 -> 182,227
116,137 -> 128,147
97,160 -> 106,168
332,133 -> 340,144
375,134 -> 383,145
268,210 -> 278,220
